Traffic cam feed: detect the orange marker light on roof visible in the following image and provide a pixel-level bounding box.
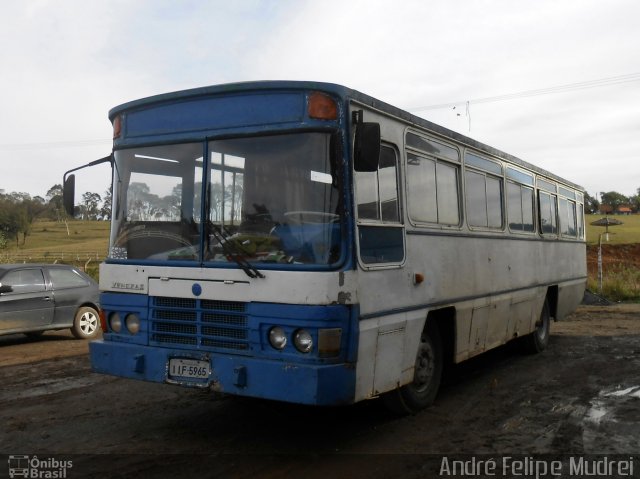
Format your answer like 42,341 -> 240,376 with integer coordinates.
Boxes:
113,115 -> 122,138
308,92 -> 338,120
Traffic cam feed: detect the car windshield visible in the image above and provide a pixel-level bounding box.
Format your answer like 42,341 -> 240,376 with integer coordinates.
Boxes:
109,132 -> 343,267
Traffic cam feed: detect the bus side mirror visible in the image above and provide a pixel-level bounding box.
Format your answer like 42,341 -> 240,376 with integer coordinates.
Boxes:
353,115 -> 381,172
63,174 -> 76,217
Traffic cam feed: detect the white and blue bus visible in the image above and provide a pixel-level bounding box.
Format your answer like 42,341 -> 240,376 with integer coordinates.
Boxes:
64,81 -> 586,413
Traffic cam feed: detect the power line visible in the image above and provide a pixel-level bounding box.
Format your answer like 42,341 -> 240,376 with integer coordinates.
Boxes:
409,72 -> 640,112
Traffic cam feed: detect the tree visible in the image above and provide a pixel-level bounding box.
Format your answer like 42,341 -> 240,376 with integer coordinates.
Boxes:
584,192 -> 599,214
80,192 -> 102,220
0,193 -> 46,245
629,188 -> 640,213
100,186 -> 112,220
0,200 -> 26,246
46,184 -> 65,221
599,191 -> 629,212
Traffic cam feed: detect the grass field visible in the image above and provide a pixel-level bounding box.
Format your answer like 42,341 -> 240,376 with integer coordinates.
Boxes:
585,213 -> 640,245
3,220 -> 109,256
0,220 -> 109,279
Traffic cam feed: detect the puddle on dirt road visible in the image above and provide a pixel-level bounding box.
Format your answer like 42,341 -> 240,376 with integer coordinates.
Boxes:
582,385 -> 640,453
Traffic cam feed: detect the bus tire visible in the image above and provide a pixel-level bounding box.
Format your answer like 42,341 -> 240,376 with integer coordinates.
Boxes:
521,299 -> 550,354
382,320 -> 443,415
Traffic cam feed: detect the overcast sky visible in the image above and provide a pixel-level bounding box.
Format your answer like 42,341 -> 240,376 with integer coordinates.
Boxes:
1,0 -> 639,202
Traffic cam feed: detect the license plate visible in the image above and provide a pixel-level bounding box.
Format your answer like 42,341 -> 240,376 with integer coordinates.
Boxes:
168,358 -> 210,380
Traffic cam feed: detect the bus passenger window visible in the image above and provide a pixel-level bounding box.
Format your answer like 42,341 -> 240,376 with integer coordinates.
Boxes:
507,181 -> 535,233
437,163 -> 460,225
538,191 -> 558,235
406,154 -> 437,223
465,170 -> 503,229
406,153 -> 460,226
559,198 -> 577,237
577,203 -> 585,238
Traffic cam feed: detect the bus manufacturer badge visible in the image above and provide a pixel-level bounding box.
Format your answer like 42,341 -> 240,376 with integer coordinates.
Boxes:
192,283 -> 202,296
111,282 -> 144,291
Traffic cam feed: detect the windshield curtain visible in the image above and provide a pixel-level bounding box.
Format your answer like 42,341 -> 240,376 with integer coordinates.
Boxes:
109,132 -> 343,267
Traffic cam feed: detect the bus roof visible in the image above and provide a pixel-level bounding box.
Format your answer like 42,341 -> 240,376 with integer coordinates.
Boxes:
110,80 -> 584,192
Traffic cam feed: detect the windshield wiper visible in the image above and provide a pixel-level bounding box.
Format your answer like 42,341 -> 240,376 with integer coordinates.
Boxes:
208,223 -> 265,279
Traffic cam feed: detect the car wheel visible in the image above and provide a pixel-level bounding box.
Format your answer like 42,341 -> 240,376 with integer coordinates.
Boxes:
71,306 -> 100,339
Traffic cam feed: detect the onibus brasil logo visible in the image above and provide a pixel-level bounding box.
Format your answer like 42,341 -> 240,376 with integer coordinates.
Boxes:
8,455 -> 73,478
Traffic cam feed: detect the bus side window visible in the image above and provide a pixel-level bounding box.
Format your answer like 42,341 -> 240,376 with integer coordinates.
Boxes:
507,181 -> 535,233
465,170 -> 503,229
538,191 -> 558,235
355,146 -> 399,221
559,197 -> 577,237
355,145 -> 404,265
577,203 -> 585,239
406,153 -> 460,226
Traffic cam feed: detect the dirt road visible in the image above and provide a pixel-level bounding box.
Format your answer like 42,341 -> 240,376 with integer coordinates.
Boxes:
1,304 -> 639,478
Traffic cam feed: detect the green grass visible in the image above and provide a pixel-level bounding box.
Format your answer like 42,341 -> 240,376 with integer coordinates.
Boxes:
587,265 -> 640,302
0,220 -> 109,280
585,214 -> 640,301
586,213 -> 640,245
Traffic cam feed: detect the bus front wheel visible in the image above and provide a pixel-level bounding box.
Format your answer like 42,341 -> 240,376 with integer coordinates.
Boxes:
382,320 -> 443,415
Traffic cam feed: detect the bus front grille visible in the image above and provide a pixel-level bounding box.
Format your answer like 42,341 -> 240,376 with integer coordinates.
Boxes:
149,296 -> 249,352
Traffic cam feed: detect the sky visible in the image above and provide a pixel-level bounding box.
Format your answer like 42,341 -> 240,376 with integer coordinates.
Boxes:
1,0 -> 639,203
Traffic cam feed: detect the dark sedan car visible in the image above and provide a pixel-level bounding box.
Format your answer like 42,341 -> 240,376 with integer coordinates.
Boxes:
0,264 -> 100,339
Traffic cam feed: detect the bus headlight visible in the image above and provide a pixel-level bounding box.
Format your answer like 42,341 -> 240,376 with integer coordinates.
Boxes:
109,312 -> 122,333
268,327 -> 287,350
293,329 -> 313,353
126,314 -> 140,335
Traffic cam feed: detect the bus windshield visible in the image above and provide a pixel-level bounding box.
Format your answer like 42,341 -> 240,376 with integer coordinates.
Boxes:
109,132 -> 343,267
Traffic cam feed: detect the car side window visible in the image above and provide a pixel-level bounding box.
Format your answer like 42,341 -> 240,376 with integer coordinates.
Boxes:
48,268 -> 89,289
2,269 -> 46,294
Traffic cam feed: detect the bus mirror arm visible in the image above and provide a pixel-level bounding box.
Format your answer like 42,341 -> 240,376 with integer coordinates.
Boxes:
352,110 -> 380,172
63,155 -> 114,216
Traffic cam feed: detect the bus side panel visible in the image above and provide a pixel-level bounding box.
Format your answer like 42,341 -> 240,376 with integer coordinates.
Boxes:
354,311 -> 424,402
556,278 -> 586,320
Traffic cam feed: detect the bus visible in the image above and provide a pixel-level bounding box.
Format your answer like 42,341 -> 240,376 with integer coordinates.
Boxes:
64,81 -> 586,413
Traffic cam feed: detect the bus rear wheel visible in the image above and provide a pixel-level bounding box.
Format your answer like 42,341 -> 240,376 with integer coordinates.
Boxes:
382,321 -> 443,415
521,299 -> 550,354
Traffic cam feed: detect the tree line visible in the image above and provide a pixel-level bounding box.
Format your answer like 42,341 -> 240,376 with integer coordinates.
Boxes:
0,185 -> 111,248
584,190 -> 640,214
1,185 -> 638,249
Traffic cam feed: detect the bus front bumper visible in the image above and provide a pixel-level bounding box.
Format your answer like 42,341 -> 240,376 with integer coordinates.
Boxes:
90,340 -> 356,406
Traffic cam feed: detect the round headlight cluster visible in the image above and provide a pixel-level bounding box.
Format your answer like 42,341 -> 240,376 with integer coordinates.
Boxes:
108,312 -> 140,335
109,312 -> 122,333
268,327 -> 313,353
293,329 -> 313,353
268,327 -> 287,350
125,314 -> 140,334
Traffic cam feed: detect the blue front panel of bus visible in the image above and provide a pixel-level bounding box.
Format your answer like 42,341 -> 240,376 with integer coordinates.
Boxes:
91,292 -> 358,405
124,92 -> 305,139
